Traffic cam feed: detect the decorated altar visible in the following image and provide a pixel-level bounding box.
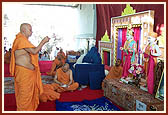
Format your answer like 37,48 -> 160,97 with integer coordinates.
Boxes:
103,78 -> 164,111
99,4 -> 165,111
99,4 -> 164,96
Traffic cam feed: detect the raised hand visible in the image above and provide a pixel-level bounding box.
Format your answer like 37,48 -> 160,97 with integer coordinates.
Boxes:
42,36 -> 50,43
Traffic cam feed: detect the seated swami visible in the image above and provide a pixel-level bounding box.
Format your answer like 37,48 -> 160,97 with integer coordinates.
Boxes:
54,63 -> 79,93
102,59 -> 123,88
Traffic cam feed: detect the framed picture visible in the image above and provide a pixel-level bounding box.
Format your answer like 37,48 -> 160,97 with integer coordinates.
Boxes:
155,72 -> 164,101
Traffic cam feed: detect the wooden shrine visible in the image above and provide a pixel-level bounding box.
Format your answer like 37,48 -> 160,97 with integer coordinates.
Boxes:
99,4 -> 156,66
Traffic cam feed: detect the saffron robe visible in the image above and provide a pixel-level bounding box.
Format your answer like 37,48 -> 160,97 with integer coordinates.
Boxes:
57,51 -> 66,60
56,68 -> 79,93
102,66 -> 123,88
57,51 -> 66,64
39,83 -> 60,102
144,44 -> 157,94
106,66 -> 123,79
10,33 -> 43,111
4,51 -> 11,64
46,58 -> 65,76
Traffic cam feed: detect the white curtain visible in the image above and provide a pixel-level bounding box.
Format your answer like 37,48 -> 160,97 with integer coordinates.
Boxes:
2,3 -> 97,59
2,3 -> 79,53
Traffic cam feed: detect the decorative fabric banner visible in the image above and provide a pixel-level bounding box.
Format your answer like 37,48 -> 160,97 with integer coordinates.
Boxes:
117,28 -> 123,60
138,27 -> 141,64
133,27 -> 141,64
121,28 -> 127,65
55,96 -> 120,111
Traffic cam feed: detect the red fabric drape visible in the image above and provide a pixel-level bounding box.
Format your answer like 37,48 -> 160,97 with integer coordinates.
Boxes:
96,4 -> 126,48
96,4 -> 164,48
121,28 -> 127,65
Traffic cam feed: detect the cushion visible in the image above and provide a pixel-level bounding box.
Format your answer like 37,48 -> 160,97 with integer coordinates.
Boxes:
67,55 -> 77,63
105,70 -> 109,76
39,61 -> 52,73
67,55 -> 76,60
89,71 -> 102,90
105,65 -> 111,71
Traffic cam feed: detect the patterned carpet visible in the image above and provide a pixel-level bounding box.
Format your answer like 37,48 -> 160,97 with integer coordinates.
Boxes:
4,76 -> 125,111
4,75 -> 54,94
56,96 -> 121,111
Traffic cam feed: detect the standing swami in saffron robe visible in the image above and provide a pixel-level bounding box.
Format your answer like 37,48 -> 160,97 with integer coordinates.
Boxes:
142,32 -> 161,94
54,63 -> 79,92
10,23 -> 60,111
120,24 -> 137,79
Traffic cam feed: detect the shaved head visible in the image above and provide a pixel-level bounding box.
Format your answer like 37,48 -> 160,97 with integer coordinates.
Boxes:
20,23 -> 32,38
20,23 -> 30,32
62,63 -> 70,72
64,63 -> 69,68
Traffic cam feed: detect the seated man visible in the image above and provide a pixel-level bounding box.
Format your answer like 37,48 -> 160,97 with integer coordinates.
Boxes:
54,63 -> 79,93
4,48 -> 12,64
102,59 -> 123,88
46,54 -> 65,76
